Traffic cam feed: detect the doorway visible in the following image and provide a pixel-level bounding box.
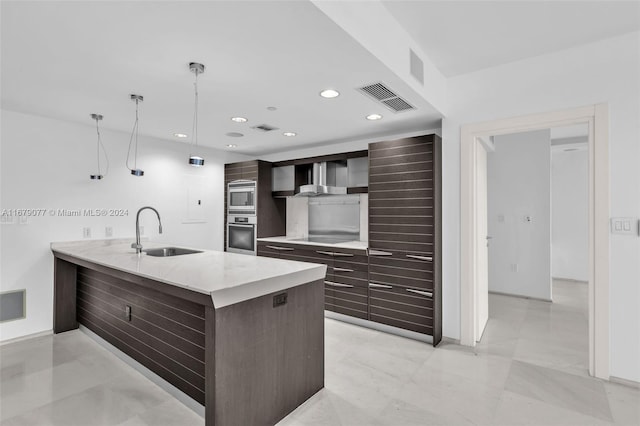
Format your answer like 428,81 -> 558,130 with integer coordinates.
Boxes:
460,104 -> 610,379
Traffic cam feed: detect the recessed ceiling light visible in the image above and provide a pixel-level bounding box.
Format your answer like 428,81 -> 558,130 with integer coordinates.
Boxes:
266,106 -> 277,111
226,144 -> 237,148
366,114 -> 383,121
231,117 -> 247,123
283,132 -> 297,137
173,133 -> 188,138
226,132 -> 244,137
320,89 -> 340,98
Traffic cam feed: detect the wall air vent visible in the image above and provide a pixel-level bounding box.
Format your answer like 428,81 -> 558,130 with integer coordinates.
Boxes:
357,82 -> 415,113
251,124 -> 279,132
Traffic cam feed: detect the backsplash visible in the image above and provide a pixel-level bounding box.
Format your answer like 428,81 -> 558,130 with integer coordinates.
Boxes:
285,194 -> 368,241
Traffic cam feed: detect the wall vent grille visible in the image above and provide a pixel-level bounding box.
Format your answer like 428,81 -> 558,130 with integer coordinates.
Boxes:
0,289 -> 25,323
357,82 -> 415,113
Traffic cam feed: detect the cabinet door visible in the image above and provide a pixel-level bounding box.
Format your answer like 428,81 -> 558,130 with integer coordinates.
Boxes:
368,134 -> 441,344
324,283 -> 368,320
256,242 -> 283,259
368,282 -> 433,335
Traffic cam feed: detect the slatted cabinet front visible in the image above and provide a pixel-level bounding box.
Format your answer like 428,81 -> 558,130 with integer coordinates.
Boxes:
368,134 -> 441,345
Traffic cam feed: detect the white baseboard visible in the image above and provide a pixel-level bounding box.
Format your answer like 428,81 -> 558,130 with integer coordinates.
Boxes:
552,277 -> 588,284
0,329 -> 52,346
610,375 -> 640,389
488,290 -> 552,302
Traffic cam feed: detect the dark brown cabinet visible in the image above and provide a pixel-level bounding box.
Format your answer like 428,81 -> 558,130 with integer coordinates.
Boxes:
256,133 -> 442,346
224,160 -> 285,249
256,242 -> 369,320
368,134 -> 442,345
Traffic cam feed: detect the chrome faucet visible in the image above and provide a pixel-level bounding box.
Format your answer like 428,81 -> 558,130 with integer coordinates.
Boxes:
132,206 -> 163,254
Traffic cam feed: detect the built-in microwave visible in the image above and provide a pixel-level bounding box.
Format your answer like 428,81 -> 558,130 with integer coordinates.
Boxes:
227,180 -> 256,216
227,215 -> 257,255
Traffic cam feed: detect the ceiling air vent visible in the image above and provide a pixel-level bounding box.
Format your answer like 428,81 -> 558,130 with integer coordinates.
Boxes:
358,82 -> 415,113
251,124 -> 279,132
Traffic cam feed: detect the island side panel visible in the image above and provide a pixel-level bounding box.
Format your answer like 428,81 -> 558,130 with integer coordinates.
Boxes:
212,279 -> 325,426
76,266 -> 207,404
53,257 -> 78,333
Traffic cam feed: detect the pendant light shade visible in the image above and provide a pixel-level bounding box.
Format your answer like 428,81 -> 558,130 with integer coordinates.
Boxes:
89,113 -> 108,180
126,94 -> 144,176
188,62 -> 205,167
189,156 -> 204,166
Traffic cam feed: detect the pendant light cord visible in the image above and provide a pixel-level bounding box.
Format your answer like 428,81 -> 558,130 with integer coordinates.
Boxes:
95,117 -> 109,177
191,71 -> 199,148
126,100 -> 140,171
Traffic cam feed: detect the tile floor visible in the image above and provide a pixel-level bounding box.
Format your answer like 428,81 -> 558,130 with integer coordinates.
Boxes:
1,280 -> 638,425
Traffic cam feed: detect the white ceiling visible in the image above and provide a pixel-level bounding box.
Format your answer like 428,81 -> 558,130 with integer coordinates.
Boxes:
382,0 -> 640,77
4,2 -> 637,156
1,1 -> 441,156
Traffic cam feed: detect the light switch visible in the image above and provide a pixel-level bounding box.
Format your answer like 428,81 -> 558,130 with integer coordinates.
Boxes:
610,218 -> 637,236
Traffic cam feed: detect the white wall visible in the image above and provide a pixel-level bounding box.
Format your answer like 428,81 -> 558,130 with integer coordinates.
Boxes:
488,130 -> 551,300
0,109 -> 250,342
551,147 -> 589,282
443,32 -> 640,382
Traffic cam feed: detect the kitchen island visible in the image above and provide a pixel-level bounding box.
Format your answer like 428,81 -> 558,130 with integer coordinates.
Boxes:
51,239 -> 326,426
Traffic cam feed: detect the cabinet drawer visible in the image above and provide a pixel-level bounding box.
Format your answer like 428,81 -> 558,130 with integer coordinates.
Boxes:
324,283 -> 368,320
369,285 -> 433,335
279,251 -> 331,266
369,262 -> 433,282
334,256 -> 368,272
369,272 -> 433,290
257,243 -> 283,258
330,272 -> 369,288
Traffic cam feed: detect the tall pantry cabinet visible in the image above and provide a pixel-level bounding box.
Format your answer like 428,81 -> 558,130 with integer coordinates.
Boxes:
367,134 -> 442,345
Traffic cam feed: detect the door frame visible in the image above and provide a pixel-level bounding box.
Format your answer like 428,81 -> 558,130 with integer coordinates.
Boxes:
460,104 -> 610,379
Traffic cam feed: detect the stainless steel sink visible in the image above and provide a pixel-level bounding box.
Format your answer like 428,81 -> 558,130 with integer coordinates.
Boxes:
143,247 -> 203,257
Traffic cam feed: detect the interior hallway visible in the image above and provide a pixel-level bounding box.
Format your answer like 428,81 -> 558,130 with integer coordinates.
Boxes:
1,280 -> 638,425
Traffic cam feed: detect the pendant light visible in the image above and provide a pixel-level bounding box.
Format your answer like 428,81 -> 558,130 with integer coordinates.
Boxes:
188,62 -> 205,166
89,113 -> 109,180
126,94 -> 144,176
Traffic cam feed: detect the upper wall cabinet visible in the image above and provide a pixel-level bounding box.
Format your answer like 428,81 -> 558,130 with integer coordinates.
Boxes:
272,150 -> 369,197
272,165 -> 295,192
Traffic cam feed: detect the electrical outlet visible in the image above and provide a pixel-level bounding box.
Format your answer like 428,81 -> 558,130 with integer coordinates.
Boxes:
83,227 -> 91,238
610,218 -> 636,236
105,226 -> 113,237
510,263 -> 519,272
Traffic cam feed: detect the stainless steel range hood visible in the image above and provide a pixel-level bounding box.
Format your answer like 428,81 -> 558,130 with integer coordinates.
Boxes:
296,161 -> 347,197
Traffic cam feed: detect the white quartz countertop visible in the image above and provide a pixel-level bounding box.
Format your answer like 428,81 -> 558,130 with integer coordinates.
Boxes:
51,239 -> 326,308
257,236 -> 368,251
